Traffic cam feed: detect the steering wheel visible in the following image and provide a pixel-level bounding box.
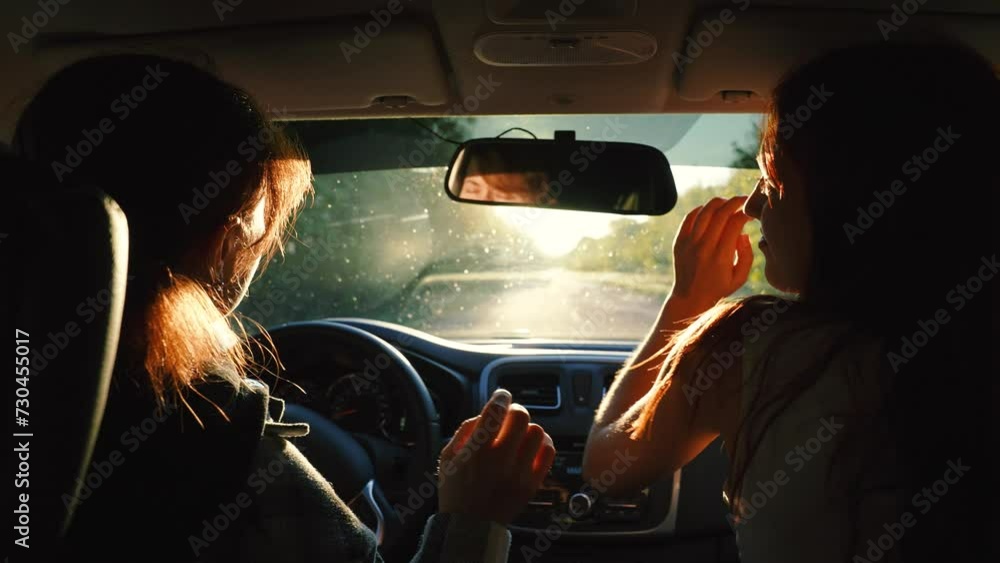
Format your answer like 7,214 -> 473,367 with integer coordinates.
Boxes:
250,321 -> 441,554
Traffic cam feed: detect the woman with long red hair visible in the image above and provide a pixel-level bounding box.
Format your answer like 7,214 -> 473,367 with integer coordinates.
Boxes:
15,54 -> 554,562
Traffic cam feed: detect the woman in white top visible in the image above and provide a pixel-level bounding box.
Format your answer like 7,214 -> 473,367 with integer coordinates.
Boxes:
585,38 -> 994,563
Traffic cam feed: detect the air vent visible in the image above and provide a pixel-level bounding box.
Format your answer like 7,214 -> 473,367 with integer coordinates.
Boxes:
497,371 -> 561,410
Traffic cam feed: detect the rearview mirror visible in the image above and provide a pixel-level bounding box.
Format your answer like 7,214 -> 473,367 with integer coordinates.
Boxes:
445,133 -> 677,215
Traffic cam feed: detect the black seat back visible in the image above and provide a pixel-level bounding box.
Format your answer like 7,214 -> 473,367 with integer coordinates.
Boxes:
1,152 -> 128,556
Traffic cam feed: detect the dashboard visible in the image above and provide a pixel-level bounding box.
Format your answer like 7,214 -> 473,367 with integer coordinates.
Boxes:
262,317 -> 738,562
265,357 -> 448,447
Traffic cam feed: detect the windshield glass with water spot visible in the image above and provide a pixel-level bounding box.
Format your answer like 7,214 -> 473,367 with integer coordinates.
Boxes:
238,114 -> 776,340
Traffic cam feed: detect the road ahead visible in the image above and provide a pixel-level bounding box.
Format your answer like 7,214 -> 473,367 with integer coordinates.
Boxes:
399,269 -> 669,340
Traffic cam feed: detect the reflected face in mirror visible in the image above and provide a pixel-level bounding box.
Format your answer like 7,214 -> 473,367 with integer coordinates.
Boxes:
446,139 -> 677,215
460,173 -> 550,204
458,150 -> 553,205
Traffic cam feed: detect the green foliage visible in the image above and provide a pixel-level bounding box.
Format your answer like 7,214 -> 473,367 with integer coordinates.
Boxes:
239,120 -> 777,332
559,169 -> 772,297
240,117 -> 546,328
730,122 -> 762,169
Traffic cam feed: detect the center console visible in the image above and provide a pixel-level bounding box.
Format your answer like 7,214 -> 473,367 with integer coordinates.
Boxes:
480,354 -> 681,538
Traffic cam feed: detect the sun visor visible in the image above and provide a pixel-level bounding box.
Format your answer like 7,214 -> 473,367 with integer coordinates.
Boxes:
675,9 -> 1000,102
31,21 -> 450,115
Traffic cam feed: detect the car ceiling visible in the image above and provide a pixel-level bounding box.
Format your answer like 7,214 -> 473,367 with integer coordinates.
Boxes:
2,0 -> 999,140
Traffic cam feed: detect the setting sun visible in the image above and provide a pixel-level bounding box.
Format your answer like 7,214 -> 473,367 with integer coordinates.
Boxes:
491,206 -> 625,256
490,165 -> 736,256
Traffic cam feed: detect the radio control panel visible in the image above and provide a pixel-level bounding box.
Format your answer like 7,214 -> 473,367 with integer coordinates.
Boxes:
480,355 -> 680,538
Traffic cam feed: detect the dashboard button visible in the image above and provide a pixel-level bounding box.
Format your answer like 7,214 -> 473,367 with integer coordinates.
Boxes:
568,493 -> 593,518
571,371 -> 592,405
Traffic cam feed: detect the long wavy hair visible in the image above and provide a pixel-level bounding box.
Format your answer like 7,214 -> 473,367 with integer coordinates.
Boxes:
631,38 -> 996,561
14,54 -> 313,412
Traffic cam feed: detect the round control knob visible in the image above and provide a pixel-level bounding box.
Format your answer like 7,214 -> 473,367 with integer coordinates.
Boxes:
568,493 -> 593,518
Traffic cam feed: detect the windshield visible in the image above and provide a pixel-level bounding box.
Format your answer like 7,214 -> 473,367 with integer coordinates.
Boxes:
239,114 -> 774,341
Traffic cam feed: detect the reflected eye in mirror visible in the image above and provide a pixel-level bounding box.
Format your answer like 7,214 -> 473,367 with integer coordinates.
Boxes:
458,174 -> 495,202
445,133 -> 678,215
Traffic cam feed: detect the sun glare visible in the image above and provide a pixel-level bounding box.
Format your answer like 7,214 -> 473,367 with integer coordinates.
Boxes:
490,166 -> 736,257
492,206 -> 627,256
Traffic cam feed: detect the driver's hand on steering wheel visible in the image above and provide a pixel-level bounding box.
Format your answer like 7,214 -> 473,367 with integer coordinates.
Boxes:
437,388 -> 556,526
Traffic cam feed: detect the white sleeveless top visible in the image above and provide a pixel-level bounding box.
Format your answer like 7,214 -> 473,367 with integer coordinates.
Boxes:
728,322 -> 885,563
